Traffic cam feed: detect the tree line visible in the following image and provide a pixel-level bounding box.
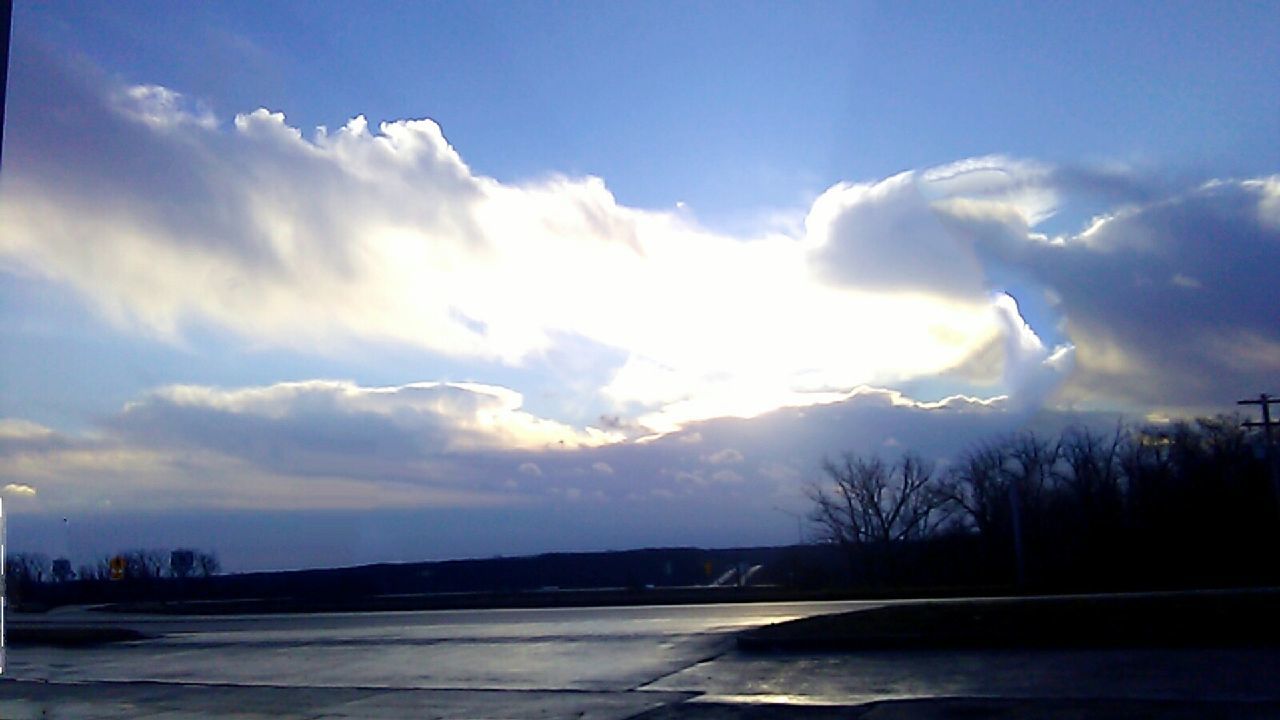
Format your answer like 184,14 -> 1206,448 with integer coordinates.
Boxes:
808,416 -> 1279,590
6,547 -> 220,586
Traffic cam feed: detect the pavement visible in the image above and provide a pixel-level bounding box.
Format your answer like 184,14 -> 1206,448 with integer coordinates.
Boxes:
4,677 -> 1280,719
634,698 -> 1280,719
3,599 -> 1279,718
0,681 -> 693,719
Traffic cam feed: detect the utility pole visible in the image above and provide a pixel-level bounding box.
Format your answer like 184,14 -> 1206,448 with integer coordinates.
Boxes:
1238,393 -> 1280,529
1239,393 -> 1278,443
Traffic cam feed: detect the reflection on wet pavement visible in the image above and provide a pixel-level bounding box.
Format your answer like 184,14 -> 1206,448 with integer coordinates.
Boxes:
6,600 -> 1280,718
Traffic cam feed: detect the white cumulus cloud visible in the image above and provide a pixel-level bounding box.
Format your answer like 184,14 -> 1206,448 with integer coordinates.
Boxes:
3,46 -> 1275,429
1,48 -> 1028,433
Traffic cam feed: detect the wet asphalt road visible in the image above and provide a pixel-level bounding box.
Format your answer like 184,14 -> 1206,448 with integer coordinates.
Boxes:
2,598 -> 1279,718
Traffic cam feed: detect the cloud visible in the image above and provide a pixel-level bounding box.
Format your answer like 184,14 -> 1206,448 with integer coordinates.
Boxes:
123,380 -> 617,452
0,419 -> 75,456
0,377 -> 1120,517
991,293 -> 1075,411
937,176 -> 1280,411
106,381 -> 619,493
757,462 -> 799,483
710,469 -> 744,484
3,483 -> 37,497
0,380 -> 623,513
2,46 -> 1025,432
1,372 -> 1150,572
804,170 -> 988,299
0,419 -> 55,439
704,448 -> 744,465
113,84 -> 218,130
3,43 -> 1274,432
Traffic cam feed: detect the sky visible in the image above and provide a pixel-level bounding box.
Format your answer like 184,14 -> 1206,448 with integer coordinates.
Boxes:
1,1 -> 1278,571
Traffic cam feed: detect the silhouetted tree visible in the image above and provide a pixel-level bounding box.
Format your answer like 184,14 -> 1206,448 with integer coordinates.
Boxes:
940,440 -> 1013,539
170,549 -> 196,579
931,416 -> 1279,588
51,557 -> 75,582
194,551 -> 221,577
122,549 -> 168,579
1022,425 -> 1123,582
78,558 -> 112,582
5,552 -> 49,585
1057,425 -> 1126,524
5,552 -> 50,604
807,451 -> 946,584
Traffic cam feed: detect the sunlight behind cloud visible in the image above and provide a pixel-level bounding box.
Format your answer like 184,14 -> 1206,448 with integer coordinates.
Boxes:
0,51 -> 1035,433
4,46 -> 1277,436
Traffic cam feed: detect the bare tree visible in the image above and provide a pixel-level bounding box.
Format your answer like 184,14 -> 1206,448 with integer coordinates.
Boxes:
807,451 -> 946,582
938,432 -> 1060,584
5,552 -> 50,585
942,433 -> 1060,527
811,418 -> 1279,590
940,440 -> 1010,537
1003,431 -> 1061,513
194,551 -> 221,577
122,549 -> 168,579
1058,425 -> 1126,523
51,557 -> 75,582
78,558 -> 112,582
170,549 -> 196,579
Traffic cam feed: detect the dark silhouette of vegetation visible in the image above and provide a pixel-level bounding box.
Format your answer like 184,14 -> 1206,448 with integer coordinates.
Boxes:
6,414 -> 1274,611
7,545 -> 839,612
5,552 -> 51,594
810,415 -> 1279,590
807,452 -> 948,584
53,548 -> 220,582
5,546 -> 221,610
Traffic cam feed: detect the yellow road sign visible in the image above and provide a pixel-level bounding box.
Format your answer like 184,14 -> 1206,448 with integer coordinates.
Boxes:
109,556 -> 127,581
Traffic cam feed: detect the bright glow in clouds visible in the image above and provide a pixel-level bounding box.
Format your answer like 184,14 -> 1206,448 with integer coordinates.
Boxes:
4,48 -> 1278,442
3,8 -> 1278,569
0,54 -> 1055,433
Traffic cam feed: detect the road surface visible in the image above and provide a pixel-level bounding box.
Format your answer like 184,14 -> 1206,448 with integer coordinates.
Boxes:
2,598 -> 1278,718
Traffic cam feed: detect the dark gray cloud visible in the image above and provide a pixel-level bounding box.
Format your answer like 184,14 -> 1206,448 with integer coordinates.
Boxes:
938,177 -> 1280,411
5,384 -> 1126,570
104,381 -> 612,494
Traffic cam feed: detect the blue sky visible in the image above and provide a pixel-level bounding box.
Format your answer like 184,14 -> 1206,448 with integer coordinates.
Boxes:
22,2 -> 1279,219
2,1 -> 1278,570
